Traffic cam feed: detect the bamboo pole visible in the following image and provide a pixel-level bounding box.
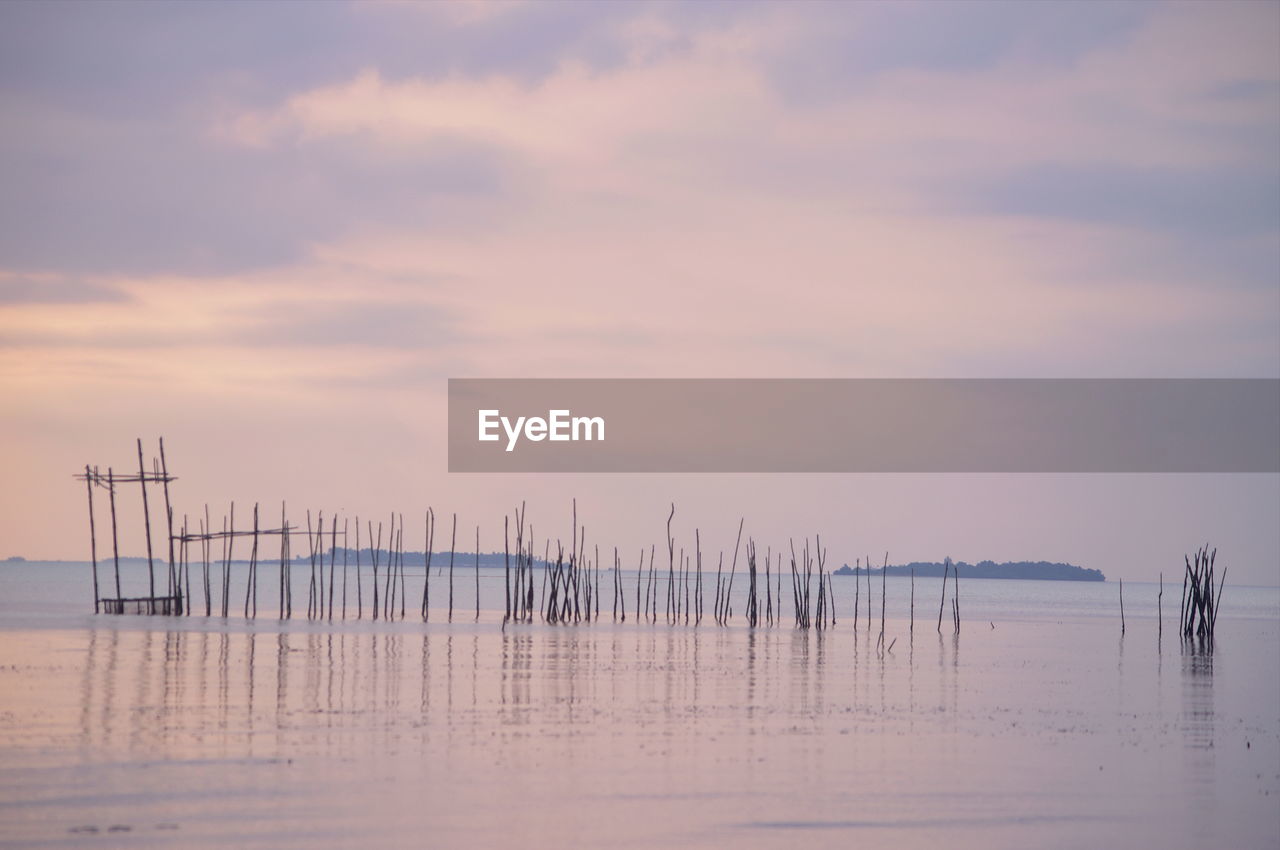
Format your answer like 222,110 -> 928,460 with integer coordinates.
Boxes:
1120,577 -> 1125,635
910,564 -> 915,634
644,544 -> 654,624
244,503 -> 259,619
724,518 -> 744,625
1179,557 -> 1189,637
1211,560 -> 1227,635
180,516 -> 190,616
383,513 -> 395,620
878,552 -> 887,648
504,514 -> 511,624
666,505 -> 675,625
937,557 -> 949,633
158,438 -> 177,604
953,560 -> 960,634
396,516 -> 405,619
422,508 -> 434,621
635,547 -> 643,625
202,505 -> 210,616
307,511 -> 318,619
788,540 -> 799,628
329,516 -> 337,620
84,465 -> 100,613
763,545 -> 771,627
342,518 -> 349,619
825,559 -> 835,627
448,514 -> 456,622
693,531 -> 701,626
136,439 -> 156,612
865,553 -> 872,631
715,548 -> 725,626
279,503 -> 287,620
371,520 -> 382,621
223,505 -> 234,618
853,557 -> 859,631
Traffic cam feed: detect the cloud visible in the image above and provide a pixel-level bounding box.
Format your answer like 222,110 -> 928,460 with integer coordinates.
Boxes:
0,274 -> 128,305
0,0 -> 1276,378
972,163 -> 1280,239
0,93 -> 512,276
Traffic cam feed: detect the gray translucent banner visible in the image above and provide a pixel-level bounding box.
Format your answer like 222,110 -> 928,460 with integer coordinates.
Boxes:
448,379 -> 1280,473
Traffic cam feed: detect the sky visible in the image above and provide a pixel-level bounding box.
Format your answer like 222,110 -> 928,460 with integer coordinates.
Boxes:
1,1 -> 1277,586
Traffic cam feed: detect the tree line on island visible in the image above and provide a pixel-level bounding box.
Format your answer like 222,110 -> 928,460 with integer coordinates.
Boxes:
833,560 -> 1105,582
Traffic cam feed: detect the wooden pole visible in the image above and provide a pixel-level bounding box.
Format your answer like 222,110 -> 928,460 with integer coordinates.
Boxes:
180,516 -> 190,616
937,557 -> 949,633
1211,561 -> 1227,635
84,465 -> 100,613
666,505 -> 675,625
307,511 -> 318,619
504,514 -> 511,624
355,518 -> 362,618
953,560 -> 960,634
448,513 -> 456,622
251,503 -> 260,618
1157,572 -> 1163,642
383,513 -> 394,620
878,552 -> 887,648
202,504 -> 211,616
329,516 -> 337,620
279,503 -> 287,620
1180,557 -> 1189,636
865,553 -> 872,631
694,530 -> 702,626
853,557 -> 859,631
724,518 -> 744,625
398,518 -> 406,620
223,505 -> 234,618
136,439 -> 156,612
475,525 -> 481,622
342,518 -> 349,619
645,545 -> 654,624
284,512 -> 292,619
158,438 -> 177,604
371,520 -> 382,621
422,508 -> 434,621
1119,577 -> 1125,635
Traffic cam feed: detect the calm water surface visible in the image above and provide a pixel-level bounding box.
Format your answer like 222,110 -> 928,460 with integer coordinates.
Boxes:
1,563 -> 1277,848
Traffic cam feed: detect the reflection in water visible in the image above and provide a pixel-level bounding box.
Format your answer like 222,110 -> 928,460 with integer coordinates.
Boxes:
1181,640 -> 1216,754
1180,638 -> 1217,847
25,615 -> 1271,850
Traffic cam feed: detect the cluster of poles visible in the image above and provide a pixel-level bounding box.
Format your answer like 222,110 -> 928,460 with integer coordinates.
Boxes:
80,440 -> 1221,643
77,443 -> 967,642
1179,544 -> 1224,641
77,439 -> 180,615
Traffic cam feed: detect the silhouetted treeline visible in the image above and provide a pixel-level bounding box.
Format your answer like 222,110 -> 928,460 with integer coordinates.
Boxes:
293,548 -> 551,569
834,560 -> 1104,582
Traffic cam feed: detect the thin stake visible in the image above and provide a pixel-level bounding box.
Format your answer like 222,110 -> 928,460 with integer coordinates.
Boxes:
84,465 -> 100,613
136,439 -> 156,611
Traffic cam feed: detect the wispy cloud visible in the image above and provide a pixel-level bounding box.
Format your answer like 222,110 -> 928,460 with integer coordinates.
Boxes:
0,274 -> 128,305
0,1 -> 1275,577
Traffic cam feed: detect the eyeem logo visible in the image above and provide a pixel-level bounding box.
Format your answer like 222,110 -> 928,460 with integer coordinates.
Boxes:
478,409 -> 606,452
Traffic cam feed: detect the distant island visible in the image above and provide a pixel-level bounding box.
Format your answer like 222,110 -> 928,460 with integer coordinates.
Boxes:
833,560 -> 1105,582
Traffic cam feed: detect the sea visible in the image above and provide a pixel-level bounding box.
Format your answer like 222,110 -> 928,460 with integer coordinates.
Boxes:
1,560 -> 1277,849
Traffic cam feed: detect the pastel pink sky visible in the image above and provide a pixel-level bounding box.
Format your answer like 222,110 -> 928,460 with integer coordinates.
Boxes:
1,2 -> 1277,583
